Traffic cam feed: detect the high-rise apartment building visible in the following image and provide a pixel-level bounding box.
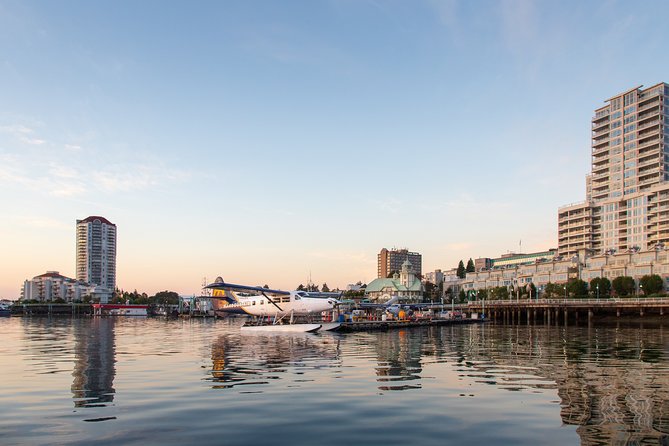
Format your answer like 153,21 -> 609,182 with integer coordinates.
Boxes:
377,248 -> 422,278
559,83 -> 669,257
76,216 -> 117,295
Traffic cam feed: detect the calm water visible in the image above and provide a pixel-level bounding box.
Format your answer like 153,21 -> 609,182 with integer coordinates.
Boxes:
1,317 -> 669,445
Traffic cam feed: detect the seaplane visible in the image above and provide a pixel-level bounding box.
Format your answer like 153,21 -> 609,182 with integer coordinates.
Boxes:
205,277 -> 341,333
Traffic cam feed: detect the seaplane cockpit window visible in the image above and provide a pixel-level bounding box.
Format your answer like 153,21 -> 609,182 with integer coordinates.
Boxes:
297,292 -> 306,297
294,296 -> 301,300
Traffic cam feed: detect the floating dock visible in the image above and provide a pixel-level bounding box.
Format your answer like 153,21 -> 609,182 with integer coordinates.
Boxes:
335,318 -> 485,332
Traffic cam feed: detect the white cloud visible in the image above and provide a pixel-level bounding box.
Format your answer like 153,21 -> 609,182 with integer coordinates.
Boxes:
0,124 -> 46,145
0,125 -> 192,197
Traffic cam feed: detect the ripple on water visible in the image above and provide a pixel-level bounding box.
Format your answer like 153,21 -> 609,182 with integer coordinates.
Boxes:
5,319 -> 669,444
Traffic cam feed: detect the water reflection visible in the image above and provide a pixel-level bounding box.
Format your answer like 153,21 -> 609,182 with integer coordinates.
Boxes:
449,325 -> 669,445
210,332 -> 341,390
374,329 -> 424,391
71,318 -> 116,408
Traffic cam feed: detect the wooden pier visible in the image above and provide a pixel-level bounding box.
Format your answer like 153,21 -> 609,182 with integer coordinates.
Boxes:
466,297 -> 669,324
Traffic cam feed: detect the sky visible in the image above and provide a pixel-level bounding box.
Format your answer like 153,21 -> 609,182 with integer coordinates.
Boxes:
2,0 -> 669,299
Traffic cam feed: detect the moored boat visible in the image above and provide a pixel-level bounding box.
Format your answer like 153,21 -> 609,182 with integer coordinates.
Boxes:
93,303 -> 148,316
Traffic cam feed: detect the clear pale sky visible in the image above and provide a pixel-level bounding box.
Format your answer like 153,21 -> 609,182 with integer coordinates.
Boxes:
2,0 -> 669,299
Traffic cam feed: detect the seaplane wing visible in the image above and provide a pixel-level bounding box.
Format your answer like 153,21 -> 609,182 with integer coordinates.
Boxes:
204,281 -> 290,296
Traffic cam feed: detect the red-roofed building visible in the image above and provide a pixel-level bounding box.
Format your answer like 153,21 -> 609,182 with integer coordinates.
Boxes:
76,216 -> 117,302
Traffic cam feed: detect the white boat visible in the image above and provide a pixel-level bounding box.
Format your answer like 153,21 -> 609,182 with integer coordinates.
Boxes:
240,323 -> 322,333
93,304 -> 148,316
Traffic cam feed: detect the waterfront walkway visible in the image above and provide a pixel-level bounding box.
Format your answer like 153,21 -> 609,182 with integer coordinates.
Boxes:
466,297 -> 669,324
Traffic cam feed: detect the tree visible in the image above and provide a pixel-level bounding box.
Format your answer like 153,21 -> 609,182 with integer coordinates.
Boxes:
543,282 -> 564,298
589,277 -> 611,297
526,282 -> 537,299
458,289 -> 466,302
321,283 -> 330,292
297,284 -> 305,291
612,276 -> 635,297
490,286 -> 509,300
639,274 -> 664,295
456,260 -> 466,279
567,279 -> 588,298
423,281 -> 435,299
466,258 -> 475,273
153,290 -> 180,305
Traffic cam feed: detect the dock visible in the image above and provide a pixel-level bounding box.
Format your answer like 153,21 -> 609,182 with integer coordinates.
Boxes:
335,318 -> 485,332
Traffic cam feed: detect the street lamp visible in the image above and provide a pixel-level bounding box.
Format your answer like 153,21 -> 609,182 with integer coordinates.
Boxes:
596,284 -> 599,300
639,283 -> 643,297
564,285 -> 567,299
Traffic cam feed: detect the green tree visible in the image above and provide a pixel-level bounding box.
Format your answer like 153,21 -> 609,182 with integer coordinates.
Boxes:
456,260 -> 466,279
297,284 -> 305,291
466,258 -> 475,273
458,289 -> 466,302
543,282 -> 564,298
567,279 -> 588,298
639,274 -> 664,295
490,286 -> 509,300
526,282 -> 537,299
152,290 -> 180,305
423,281 -> 435,299
589,277 -> 611,297
321,283 -> 330,292
612,276 -> 636,297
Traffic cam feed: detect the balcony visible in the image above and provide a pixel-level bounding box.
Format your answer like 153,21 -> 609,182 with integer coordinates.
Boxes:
638,99 -> 660,113
592,172 -> 610,183
637,157 -> 659,168
638,166 -> 660,177
638,126 -> 660,139
592,119 -> 610,131
592,126 -> 610,138
638,142 -> 660,156
637,118 -> 660,130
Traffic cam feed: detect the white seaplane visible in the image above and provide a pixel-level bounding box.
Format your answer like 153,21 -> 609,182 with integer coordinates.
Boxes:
205,278 -> 341,333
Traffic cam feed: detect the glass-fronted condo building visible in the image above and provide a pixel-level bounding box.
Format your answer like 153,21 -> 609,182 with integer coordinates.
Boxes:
558,82 -> 669,257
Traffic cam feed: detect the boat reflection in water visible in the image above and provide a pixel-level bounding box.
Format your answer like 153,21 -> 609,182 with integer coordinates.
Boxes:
209,332 -> 341,390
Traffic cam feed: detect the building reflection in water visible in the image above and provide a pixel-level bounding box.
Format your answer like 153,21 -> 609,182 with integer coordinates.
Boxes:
210,332 -> 340,389
71,318 -> 116,408
453,324 -> 669,445
373,329 -> 424,391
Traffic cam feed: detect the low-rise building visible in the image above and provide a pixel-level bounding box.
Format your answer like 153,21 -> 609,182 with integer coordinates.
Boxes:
21,271 -> 108,303
365,260 -> 424,303
460,247 -> 669,296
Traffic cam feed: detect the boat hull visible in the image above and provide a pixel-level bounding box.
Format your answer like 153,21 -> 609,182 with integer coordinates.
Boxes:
240,323 -> 322,333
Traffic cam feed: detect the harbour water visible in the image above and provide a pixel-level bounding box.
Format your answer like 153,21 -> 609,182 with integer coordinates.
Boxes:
1,317 -> 668,445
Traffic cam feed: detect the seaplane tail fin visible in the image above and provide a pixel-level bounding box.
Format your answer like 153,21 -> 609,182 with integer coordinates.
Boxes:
385,295 -> 399,305
211,287 -> 238,304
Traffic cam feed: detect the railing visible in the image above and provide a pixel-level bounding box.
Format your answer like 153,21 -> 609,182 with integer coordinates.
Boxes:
466,298 -> 669,307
